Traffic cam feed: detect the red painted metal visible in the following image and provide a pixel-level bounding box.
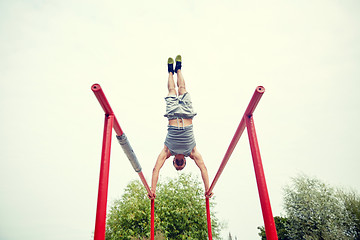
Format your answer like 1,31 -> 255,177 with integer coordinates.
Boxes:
91,84 -> 273,240
151,199 -> 155,240
138,172 -> 152,196
207,86 -> 265,195
245,115 -> 278,240
244,86 -> 265,116
94,114 -> 114,240
92,84 -> 155,239
205,197 -> 213,240
92,84 -> 124,136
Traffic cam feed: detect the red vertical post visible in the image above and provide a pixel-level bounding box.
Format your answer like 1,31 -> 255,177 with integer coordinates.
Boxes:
94,114 -> 114,240
151,199 -> 155,240
245,115 -> 278,240
205,197 -> 213,240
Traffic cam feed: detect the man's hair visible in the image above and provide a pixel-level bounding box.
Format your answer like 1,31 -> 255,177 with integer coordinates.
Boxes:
173,157 -> 186,171
175,158 -> 184,166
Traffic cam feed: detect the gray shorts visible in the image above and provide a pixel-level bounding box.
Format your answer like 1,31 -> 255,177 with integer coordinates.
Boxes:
164,92 -> 197,120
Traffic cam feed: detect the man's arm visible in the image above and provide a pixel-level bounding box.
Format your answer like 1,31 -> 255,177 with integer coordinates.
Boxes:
190,147 -> 213,197
149,145 -> 170,199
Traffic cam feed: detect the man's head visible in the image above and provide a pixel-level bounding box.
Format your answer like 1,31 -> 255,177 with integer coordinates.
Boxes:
173,154 -> 186,171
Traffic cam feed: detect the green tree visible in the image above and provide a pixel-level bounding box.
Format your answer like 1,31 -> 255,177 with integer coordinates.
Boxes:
338,189 -> 360,239
105,173 -> 221,240
257,216 -> 290,240
283,175 -> 354,240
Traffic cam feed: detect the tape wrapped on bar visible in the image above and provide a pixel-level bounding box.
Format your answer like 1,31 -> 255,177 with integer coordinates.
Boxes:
116,134 -> 142,172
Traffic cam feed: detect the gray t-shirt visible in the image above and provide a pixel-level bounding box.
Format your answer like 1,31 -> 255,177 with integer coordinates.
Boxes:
164,125 -> 196,157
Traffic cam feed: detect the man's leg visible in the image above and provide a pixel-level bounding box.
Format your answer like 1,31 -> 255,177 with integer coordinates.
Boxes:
175,55 -> 187,95
167,58 -> 177,96
177,70 -> 187,95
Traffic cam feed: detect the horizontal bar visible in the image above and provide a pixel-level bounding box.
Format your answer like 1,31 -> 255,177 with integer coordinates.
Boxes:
138,172 -> 152,195
91,84 -> 124,136
245,86 -> 265,117
207,86 -> 265,194
116,134 -> 142,172
207,117 -> 246,194
92,84 -> 152,196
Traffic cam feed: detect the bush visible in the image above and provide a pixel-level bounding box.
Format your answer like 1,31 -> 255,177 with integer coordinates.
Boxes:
105,173 -> 221,239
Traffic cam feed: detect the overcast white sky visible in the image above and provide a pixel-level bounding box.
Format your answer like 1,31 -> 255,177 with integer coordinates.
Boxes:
1,0 -> 360,239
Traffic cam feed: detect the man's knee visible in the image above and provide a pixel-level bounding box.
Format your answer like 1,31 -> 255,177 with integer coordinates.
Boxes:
168,88 -> 177,96
178,86 -> 187,95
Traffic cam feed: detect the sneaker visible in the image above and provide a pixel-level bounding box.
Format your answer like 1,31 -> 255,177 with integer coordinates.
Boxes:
167,57 -> 174,74
175,55 -> 182,73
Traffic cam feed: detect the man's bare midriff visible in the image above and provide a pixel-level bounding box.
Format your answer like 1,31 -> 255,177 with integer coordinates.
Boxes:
169,118 -> 193,127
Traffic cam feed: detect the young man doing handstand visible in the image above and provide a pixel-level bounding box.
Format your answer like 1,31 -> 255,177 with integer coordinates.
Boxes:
149,55 -> 213,199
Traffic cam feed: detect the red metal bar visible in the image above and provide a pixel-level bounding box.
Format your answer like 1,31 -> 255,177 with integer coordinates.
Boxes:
92,84 -> 151,193
94,114 -> 114,240
151,199 -> 155,240
244,86 -> 265,116
92,84 -> 154,240
92,83 -> 152,193
138,172 -> 152,196
92,84 -> 124,136
207,86 -> 265,194
205,197 -> 213,240
245,115 -> 278,240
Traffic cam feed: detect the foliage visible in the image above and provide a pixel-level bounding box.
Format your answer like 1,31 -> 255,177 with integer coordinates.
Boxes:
257,216 -> 290,240
105,173 -> 221,240
228,232 -> 237,240
338,189 -> 360,239
258,175 -> 360,240
106,180 -> 150,240
129,231 -> 165,240
283,175 -> 355,240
